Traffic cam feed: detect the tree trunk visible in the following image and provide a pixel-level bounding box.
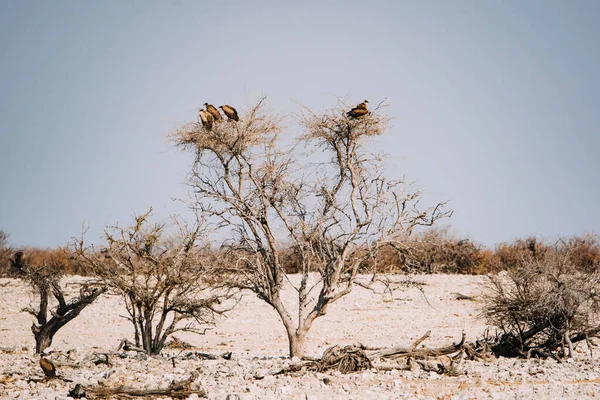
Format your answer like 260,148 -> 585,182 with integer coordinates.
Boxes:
287,329 -> 308,358
269,295 -> 312,358
31,286 -> 105,354
34,328 -> 53,354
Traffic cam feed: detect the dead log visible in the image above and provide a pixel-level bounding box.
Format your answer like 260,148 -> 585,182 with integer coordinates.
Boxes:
272,333 -> 466,377
411,330 -> 431,350
86,371 -> 204,399
367,332 -> 466,359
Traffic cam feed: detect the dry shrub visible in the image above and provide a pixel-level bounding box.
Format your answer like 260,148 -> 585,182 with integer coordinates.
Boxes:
1,246 -> 93,277
556,234 -> 600,273
482,253 -> 600,359
72,210 -> 231,355
399,229 -> 493,274
494,236 -> 550,270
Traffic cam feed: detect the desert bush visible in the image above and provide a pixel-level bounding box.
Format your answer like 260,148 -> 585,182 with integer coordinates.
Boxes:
556,234 -> 600,273
494,236 -> 549,270
482,253 -> 600,359
395,229 -> 494,274
1,245 -> 94,277
11,251 -> 105,353
72,210 -> 231,355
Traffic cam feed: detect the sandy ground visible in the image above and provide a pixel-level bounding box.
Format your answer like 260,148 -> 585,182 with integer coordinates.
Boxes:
1,274 -> 599,399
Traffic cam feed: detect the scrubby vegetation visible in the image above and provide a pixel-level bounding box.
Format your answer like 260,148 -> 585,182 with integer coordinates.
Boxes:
2,231 -> 599,278
71,210 -> 232,355
481,252 -> 600,359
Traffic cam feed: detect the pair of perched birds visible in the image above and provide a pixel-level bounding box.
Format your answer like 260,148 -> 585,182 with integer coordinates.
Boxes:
199,103 -> 239,130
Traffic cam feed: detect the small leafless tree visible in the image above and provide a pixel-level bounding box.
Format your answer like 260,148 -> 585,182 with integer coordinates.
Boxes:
172,98 -> 450,357
0,230 -> 8,248
482,253 -> 600,359
72,210 -> 229,355
0,230 -> 11,275
12,251 -> 105,353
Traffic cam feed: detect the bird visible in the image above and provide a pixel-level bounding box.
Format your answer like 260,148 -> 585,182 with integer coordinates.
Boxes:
199,109 -> 214,130
204,103 -> 223,122
40,357 -> 57,378
219,105 -> 239,121
346,100 -> 369,118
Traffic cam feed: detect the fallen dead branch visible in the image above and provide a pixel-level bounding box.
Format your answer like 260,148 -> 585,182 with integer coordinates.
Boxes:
85,371 -> 204,399
367,331 -> 466,359
270,332 -> 466,377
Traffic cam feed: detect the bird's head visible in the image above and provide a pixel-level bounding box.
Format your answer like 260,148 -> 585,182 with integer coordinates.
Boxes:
203,103 -> 208,107
364,100 -> 369,104
218,105 -> 224,109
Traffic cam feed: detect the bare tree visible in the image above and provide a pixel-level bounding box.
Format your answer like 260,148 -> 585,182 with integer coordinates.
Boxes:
72,210 -> 229,355
0,230 -> 9,275
0,230 -> 8,248
173,98 -> 450,357
12,251 -> 105,353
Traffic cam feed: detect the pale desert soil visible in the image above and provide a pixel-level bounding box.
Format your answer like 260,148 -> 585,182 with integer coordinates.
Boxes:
1,274 -> 599,399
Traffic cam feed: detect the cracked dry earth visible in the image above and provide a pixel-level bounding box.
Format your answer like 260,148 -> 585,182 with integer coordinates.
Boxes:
1,274 -> 600,399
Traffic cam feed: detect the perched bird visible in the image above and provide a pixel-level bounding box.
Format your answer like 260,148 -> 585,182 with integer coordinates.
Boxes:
204,103 -> 223,122
346,100 -> 369,118
356,100 -> 369,109
40,357 -> 57,378
219,105 -> 239,121
199,109 -> 214,130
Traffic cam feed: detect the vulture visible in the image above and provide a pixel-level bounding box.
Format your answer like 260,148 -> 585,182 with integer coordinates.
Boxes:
204,103 -> 223,121
219,105 -> 239,121
40,357 -> 57,378
199,109 -> 214,130
346,100 -> 369,118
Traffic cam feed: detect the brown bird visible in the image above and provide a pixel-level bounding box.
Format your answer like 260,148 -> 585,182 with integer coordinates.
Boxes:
204,103 -> 223,121
219,105 -> 239,121
199,109 -> 214,130
346,100 -> 369,118
40,357 -> 57,378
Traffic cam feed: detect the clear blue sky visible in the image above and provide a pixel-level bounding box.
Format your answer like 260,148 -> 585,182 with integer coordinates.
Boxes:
1,0 -> 599,248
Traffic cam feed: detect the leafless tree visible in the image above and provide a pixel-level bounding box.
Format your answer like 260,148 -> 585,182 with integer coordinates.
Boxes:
12,251 -> 105,353
172,98 -> 450,357
72,210 -> 230,355
0,230 -> 9,275
0,230 -> 8,248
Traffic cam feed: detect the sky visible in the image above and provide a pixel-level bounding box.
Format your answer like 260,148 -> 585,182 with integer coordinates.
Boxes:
0,0 -> 599,248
